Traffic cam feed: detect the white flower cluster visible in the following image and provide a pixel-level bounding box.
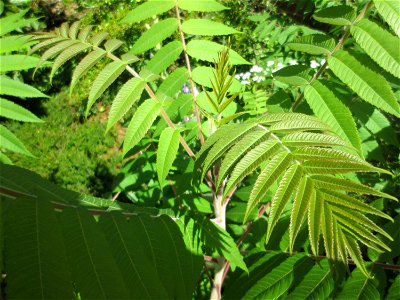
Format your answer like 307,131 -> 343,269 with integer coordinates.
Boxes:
235,58 -> 327,85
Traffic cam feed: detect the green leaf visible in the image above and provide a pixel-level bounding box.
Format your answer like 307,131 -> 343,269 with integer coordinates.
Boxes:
106,78 -> 146,131
245,152 -> 292,222
68,21 -> 81,39
35,40 -> 81,71
186,40 -> 250,65
90,32 -> 109,46
328,50 -> 400,117
0,152 -> 12,164
50,43 -> 91,81
140,40 -> 183,80
225,139 -> 281,195
373,0 -> 400,37
192,66 -> 241,93
336,264 -> 379,298
243,254 -> 312,299
308,189 -> 324,257
59,208 -> 129,299
304,80 -> 362,154
28,36 -> 68,55
273,65 -> 313,86
78,25 -> 94,42
131,18 -> 178,55
157,127 -> 180,185
5,198 -> 74,299
182,19 -> 239,36
289,177 -> 313,253
178,215 -> 247,271
266,164 -> 303,242
70,49 -> 106,93
386,274 -> 400,300
313,5 -> 356,25
286,34 -> 335,55
0,55 -> 40,72
0,35 -> 32,53
0,98 -> 43,123
97,213 -> 174,299
0,10 -> 35,36
104,38 -> 123,52
123,98 -> 161,155
351,19 -> 400,78
282,132 -> 351,149
288,259 -> 334,299
156,67 -> 188,101
120,0 -> 175,24
217,127 -> 270,189
87,61 -> 126,116
178,0 -> 228,12
0,124 -> 33,156
0,76 -> 47,98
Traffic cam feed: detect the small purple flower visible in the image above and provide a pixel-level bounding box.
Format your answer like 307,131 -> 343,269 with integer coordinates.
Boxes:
182,83 -> 190,94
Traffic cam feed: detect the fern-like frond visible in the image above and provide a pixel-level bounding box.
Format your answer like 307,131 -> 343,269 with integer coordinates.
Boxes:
196,112 -> 397,275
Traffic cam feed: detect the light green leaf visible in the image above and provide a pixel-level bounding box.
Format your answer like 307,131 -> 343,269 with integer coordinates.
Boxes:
68,21 -> 81,39
373,0 -> 400,37
5,198 -> 74,299
0,10 -> 35,36
178,0 -> 228,12
245,152 -> 292,222
50,43 -> 91,81
0,55 -> 40,72
273,65 -> 313,86
304,80 -> 361,154
156,67 -> 188,101
0,98 -> 43,123
157,127 -> 180,185
288,259 -> 334,300
28,36 -> 68,55
140,41 -> 183,80
87,61 -> 126,116
182,19 -> 239,36
286,34 -> 335,55
282,132 -> 351,149
0,75 -> 47,98
217,127 -> 270,189
313,5 -> 356,25
104,39 -> 123,53
106,78 -> 146,131
90,32 -> 109,46
35,40 -> 80,71
78,25 -> 94,42
70,49 -> 106,93
309,190 -> 322,256
186,40 -> 250,65
123,98 -> 161,155
351,19 -> 400,78
289,177 -> 313,253
0,124 -> 33,156
328,50 -> 400,117
225,139 -> 281,196
0,35 -> 32,53
131,18 -> 178,55
0,152 -> 12,164
120,0 -> 175,24
266,164 -> 303,242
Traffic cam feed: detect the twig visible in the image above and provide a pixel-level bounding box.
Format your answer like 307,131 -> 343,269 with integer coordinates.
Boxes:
174,3 -> 205,145
291,1 -> 372,111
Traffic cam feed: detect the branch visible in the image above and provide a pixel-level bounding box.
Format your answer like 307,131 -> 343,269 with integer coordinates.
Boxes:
290,1 -> 373,111
175,3 -> 205,145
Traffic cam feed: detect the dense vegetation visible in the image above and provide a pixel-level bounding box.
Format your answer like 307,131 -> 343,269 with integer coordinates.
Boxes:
1,0 -> 399,299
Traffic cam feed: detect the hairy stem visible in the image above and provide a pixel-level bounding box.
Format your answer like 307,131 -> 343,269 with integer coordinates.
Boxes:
291,1 -> 372,111
175,3 -> 205,145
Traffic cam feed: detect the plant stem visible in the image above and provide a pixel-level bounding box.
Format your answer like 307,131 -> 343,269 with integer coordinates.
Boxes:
290,1 -> 372,111
175,3 -> 205,145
